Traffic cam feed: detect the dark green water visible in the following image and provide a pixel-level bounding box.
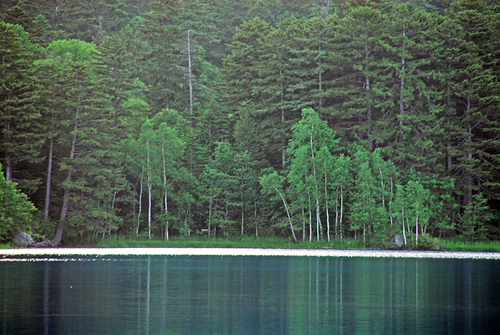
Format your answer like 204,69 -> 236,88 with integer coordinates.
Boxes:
1,255 -> 499,334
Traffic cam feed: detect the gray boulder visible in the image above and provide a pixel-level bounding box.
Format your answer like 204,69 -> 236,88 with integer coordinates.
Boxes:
395,234 -> 404,247
12,231 -> 34,246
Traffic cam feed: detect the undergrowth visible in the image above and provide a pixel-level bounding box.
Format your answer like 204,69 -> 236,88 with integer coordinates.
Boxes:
96,236 -> 366,249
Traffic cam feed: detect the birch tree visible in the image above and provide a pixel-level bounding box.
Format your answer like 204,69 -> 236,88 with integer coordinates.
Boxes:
288,108 -> 337,241
260,168 -> 298,242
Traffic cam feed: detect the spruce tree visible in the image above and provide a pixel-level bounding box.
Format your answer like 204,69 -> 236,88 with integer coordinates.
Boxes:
0,23 -> 44,192
327,3 -> 385,148
445,0 -> 500,234
140,0 -> 184,114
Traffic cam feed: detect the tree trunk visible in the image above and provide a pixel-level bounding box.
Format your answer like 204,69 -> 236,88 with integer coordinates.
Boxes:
273,186 -> 297,242
464,98 -> 472,208
44,114 -> 54,221
241,191 -> 244,236
308,190 -> 312,242
402,204 -> 407,245
340,186 -> 344,240
399,14 -> 406,119
254,196 -> 258,238
389,179 -> 394,226
164,188 -> 169,241
4,120 -> 12,182
302,204 -> 306,242
188,30 -> 194,125
280,67 -> 286,167
54,84 -> 82,245
325,173 -> 330,242
208,198 -> 212,238
137,170 -> 143,236
162,140 -> 169,241
318,44 -> 323,109
310,132 -> 321,241
335,195 -> 339,239
147,139 -> 152,240
415,214 -> 419,245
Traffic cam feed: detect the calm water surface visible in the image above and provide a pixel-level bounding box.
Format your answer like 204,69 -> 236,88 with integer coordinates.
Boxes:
1,254 -> 499,334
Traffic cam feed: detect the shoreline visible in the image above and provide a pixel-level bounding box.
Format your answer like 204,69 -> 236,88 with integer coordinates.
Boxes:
1,247 -> 500,260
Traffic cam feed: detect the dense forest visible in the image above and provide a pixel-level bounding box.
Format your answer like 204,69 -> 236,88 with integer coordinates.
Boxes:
1,0 -> 499,247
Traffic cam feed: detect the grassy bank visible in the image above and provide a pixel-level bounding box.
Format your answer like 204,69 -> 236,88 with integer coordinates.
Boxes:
2,237 -> 500,252
96,236 -> 500,252
438,239 -> 500,252
96,236 -> 366,249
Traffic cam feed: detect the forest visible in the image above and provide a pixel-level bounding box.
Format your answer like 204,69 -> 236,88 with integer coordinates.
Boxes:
1,0 -> 499,248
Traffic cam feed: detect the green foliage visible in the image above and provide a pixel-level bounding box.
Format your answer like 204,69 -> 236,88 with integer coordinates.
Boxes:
0,164 -> 38,243
0,22 -> 44,193
1,0 -> 499,246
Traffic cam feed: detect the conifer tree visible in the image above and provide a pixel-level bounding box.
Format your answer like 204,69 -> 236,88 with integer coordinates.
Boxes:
49,39 -> 126,243
375,3 -> 434,168
140,0 -> 184,114
327,3 -> 385,148
445,0 -> 500,233
286,15 -> 336,113
0,23 -> 44,192
221,17 -> 270,115
253,26 -> 298,167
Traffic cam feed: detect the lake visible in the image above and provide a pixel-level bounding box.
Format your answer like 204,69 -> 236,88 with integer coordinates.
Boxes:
1,248 -> 500,334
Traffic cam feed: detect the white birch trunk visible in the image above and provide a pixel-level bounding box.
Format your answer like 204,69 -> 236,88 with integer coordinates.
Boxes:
335,195 -> 339,239
137,170 -> 143,236
340,186 -> 344,240
188,30 -> 194,121
273,186 -> 297,242
402,204 -> 407,245
254,198 -> 258,238
379,168 -> 385,209
389,179 -> 394,226
162,140 -> 169,241
147,139 -> 152,240
310,132 -> 321,241
302,204 -> 306,242
325,173 -> 330,242
308,190 -> 312,242
241,191 -> 244,236
208,198 -> 212,238
415,214 -> 419,245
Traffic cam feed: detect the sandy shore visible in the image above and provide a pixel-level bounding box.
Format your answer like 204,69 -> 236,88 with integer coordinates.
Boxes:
1,247 -> 499,260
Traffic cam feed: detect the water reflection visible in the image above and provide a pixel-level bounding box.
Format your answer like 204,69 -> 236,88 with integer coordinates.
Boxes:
1,255 -> 499,334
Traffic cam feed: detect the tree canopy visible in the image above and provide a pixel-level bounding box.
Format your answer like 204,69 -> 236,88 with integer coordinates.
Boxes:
1,0 -> 499,247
